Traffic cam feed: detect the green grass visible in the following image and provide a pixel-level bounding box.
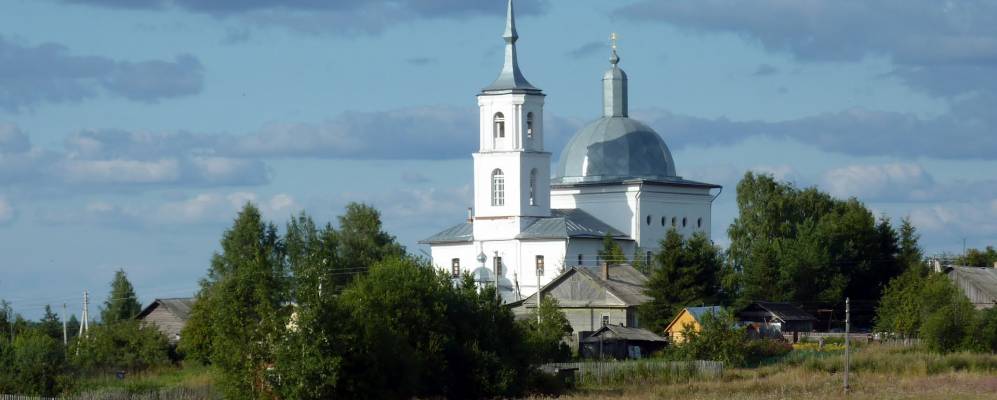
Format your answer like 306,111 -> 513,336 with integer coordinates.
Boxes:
73,363 -> 216,394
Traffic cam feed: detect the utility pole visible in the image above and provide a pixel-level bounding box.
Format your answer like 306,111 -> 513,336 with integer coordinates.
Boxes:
844,297 -> 850,393
62,303 -> 68,345
79,290 -> 90,338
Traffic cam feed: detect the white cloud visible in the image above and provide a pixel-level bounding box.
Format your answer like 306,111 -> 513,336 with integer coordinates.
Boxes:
59,159 -> 181,184
822,163 -> 934,201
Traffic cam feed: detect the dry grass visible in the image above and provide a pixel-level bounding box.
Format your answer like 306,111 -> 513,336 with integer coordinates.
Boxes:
550,345 -> 997,400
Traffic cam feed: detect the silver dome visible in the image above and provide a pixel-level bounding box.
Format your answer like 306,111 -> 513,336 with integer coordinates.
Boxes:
554,116 -> 677,184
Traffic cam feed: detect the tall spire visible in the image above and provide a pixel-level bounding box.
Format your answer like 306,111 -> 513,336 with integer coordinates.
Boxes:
482,0 -> 539,93
603,32 -> 628,117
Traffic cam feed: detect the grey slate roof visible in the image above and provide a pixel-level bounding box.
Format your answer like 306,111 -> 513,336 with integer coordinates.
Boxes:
136,297 -> 195,321
420,209 -> 628,244
581,324 -> 666,343
517,209 -> 628,240
742,301 -> 817,322
945,266 -> 997,307
419,222 -> 473,244
513,264 -> 651,308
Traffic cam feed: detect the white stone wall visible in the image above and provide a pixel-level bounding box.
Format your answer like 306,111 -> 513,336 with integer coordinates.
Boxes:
429,238 -> 567,302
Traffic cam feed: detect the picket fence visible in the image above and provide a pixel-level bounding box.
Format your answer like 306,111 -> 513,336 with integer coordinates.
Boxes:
542,359 -> 723,386
0,386 -> 217,400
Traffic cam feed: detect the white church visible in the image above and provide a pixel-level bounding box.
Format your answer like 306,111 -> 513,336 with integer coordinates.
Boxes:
421,0 -> 720,303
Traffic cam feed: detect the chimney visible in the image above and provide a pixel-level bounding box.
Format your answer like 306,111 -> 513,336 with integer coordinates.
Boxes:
601,262 -> 609,281
466,207 -> 473,223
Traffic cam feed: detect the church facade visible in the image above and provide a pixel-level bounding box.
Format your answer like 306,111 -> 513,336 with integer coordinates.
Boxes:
421,0 -> 720,303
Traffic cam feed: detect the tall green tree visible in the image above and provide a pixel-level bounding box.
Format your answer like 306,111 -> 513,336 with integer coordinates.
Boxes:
38,305 -> 62,341
961,246 -> 997,268
181,203 -> 288,399
100,269 -> 142,324
335,203 -> 405,290
0,329 -> 67,396
898,217 -> 924,270
640,230 -> 723,331
519,296 -> 572,363
597,233 -> 626,265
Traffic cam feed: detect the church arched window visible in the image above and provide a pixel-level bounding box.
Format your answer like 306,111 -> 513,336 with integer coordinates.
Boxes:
526,112 -> 535,139
529,168 -> 537,206
491,169 -> 505,206
493,112 -> 505,138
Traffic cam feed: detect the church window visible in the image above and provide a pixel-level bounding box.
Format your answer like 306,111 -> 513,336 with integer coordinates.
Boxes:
661,216 -> 666,226
493,112 -> 505,138
451,258 -> 460,278
529,169 -> 537,206
494,256 -> 503,277
526,112 -> 535,139
536,255 -> 545,276
646,215 -> 651,225
491,169 -> 505,206
682,217 -> 688,227
697,217 -> 703,229
578,254 -> 583,266
671,217 -> 677,227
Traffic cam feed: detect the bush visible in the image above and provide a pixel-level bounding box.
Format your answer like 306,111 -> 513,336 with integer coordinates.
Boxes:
670,310 -> 749,367
745,339 -> 793,363
71,321 -> 172,373
0,328 -> 69,396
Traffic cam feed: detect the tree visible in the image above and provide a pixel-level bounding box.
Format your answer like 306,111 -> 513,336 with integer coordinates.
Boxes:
100,269 -> 142,324
519,296 -> 572,363
961,246 -> 997,268
874,266 -> 928,338
897,217 -> 923,270
71,320 -> 170,372
335,203 -> 405,290
640,230 -> 723,332
0,328 -> 67,396
65,315 -> 80,342
38,305 -> 62,341
672,309 -> 748,367
597,233 -> 625,265
180,203 -> 287,399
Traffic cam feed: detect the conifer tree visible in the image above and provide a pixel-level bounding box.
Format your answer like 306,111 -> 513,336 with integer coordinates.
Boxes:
38,305 -> 61,341
640,230 -> 722,331
597,233 -> 626,265
100,269 -> 142,324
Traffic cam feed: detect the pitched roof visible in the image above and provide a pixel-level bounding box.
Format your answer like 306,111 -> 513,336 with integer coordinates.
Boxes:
420,209 -> 629,244
512,264 -> 650,308
663,306 -> 724,334
945,266 -> 997,304
136,297 -> 195,321
419,221 -> 473,244
517,209 -> 629,240
743,301 -> 817,322
580,324 -> 666,343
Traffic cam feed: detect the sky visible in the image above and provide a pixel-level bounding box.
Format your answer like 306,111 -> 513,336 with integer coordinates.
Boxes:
2,0 -> 997,319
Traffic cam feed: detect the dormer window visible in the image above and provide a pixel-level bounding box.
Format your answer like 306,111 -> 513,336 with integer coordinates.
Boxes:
526,112 -> 535,139
493,112 -> 505,138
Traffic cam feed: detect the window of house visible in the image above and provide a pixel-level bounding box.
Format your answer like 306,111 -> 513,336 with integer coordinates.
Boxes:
493,112 -> 505,138
682,217 -> 688,227
697,217 -> 703,229
526,112 -> 535,139
578,253 -> 583,266
529,169 -> 537,206
536,255 -> 545,276
491,169 -> 505,206
646,215 -> 651,225
494,256 -> 503,277
451,258 -> 460,277
602,314 -> 610,327
661,216 -> 666,226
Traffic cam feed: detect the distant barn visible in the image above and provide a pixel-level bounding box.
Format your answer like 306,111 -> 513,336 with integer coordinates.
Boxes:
136,297 -> 195,344
736,301 -> 816,337
943,265 -> 997,309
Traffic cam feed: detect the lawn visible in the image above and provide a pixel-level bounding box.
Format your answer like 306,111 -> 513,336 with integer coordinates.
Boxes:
555,344 -> 997,400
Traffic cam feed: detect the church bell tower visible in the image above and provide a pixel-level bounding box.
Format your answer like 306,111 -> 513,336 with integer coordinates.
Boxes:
472,0 -> 551,240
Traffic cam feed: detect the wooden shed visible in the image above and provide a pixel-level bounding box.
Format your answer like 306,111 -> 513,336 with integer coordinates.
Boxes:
579,324 -> 667,359
736,301 -> 816,337
663,306 -> 724,344
136,297 -> 195,344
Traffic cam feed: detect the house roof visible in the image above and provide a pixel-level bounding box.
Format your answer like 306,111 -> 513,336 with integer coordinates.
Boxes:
420,209 -> 628,244
663,306 -> 724,334
136,297 -> 195,321
580,324 -> 666,343
511,264 -> 650,308
741,301 -> 817,322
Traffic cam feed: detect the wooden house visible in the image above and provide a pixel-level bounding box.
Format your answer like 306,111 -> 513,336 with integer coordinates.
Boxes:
736,301 -> 816,337
663,306 -> 724,344
510,263 -> 650,347
943,265 -> 997,309
579,324 -> 667,359
136,297 -> 195,344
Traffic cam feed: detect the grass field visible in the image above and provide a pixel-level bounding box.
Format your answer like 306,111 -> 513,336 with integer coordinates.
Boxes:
556,345 -> 997,400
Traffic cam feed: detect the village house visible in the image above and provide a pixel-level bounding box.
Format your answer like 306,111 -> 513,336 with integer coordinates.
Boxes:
736,301 -> 816,338
510,263 -> 650,347
941,263 -> 997,309
579,324 -> 667,359
663,306 -> 724,344
136,297 -> 195,344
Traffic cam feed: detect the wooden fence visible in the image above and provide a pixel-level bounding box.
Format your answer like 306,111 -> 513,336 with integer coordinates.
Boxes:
0,386 -> 217,400
541,359 -> 723,386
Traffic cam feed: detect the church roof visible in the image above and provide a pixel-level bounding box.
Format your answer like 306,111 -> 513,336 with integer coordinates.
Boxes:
517,208 -> 628,240
554,116 -> 678,184
481,0 -> 541,94
419,209 -> 627,244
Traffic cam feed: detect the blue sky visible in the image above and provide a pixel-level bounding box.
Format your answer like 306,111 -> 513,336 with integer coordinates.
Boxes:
2,0 -> 997,319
